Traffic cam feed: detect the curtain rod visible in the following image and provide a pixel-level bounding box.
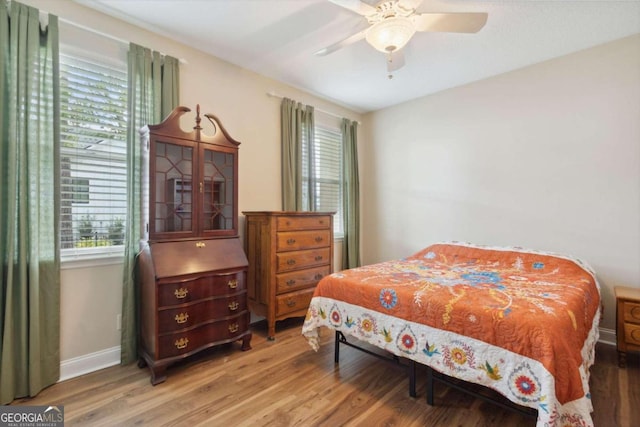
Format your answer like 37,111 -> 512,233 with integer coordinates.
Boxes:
267,92 -> 361,125
59,17 -> 128,45
53,16 -> 188,64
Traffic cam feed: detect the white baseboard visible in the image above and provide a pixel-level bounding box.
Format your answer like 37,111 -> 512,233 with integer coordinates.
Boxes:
59,346 -> 121,382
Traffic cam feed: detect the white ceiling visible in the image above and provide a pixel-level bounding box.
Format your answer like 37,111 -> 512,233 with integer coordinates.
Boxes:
77,0 -> 640,113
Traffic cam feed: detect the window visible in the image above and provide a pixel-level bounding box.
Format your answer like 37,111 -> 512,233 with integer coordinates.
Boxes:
70,178 -> 90,204
302,122 -> 344,238
59,53 -> 128,256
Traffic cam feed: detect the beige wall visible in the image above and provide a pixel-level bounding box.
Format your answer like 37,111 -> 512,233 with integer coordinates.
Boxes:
60,262 -> 123,360
23,0 -> 362,365
362,34 -> 640,332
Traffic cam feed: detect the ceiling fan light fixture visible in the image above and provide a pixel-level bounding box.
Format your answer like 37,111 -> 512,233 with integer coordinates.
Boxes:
365,16 -> 416,53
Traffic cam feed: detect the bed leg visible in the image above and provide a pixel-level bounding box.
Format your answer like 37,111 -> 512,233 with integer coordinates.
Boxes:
426,366 -> 434,405
409,360 -> 417,398
334,331 -> 341,364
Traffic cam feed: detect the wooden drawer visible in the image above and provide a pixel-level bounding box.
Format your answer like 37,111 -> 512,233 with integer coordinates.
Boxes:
624,322 -> 640,346
158,272 -> 245,307
276,230 -> 331,252
158,293 -> 248,333
276,215 -> 331,231
275,288 -> 315,317
623,301 -> 640,324
276,248 -> 331,273
157,312 -> 249,359
276,265 -> 330,294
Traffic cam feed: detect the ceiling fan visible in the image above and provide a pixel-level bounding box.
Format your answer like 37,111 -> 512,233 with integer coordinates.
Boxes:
315,0 -> 488,75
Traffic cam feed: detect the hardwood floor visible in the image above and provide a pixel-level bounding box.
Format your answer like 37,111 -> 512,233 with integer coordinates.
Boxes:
11,318 -> 640,426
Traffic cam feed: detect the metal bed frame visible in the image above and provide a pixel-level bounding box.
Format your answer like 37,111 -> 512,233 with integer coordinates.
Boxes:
334,331 -> 417,398
334,330 -> 537,420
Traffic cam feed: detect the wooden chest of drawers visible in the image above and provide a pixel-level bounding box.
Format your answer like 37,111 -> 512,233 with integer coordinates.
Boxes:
243,211 -> 334,339
137,238 -> 251,384
615,286 -> 640,368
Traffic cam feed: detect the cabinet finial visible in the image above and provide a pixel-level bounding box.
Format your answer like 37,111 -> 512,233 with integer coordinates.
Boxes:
194,104 -> 202,130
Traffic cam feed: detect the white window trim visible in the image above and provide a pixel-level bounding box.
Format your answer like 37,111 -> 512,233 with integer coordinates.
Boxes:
61,246 -> 125,269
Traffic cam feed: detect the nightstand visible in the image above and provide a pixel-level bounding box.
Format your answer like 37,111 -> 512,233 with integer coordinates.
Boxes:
615,286 -> 640,368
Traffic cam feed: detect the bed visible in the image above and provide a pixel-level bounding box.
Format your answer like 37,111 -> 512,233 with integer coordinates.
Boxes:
301,242 -> 601,427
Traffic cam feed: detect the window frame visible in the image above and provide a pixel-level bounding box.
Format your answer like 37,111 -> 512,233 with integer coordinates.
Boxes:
301,117 -> 345,239
58,28 -> 129,264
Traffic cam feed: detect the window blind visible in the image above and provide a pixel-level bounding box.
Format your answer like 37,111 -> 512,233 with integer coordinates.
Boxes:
302,124 -> 344,237
59,53 -> 128,254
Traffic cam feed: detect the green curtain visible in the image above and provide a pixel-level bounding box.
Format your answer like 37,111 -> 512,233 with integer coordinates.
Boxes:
281,97 -> 314,211
0,0 -> 60,404
341,118 -> 360,269
121,43 -> 179,365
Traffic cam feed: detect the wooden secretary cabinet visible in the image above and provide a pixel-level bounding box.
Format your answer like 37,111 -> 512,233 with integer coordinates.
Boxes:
137,106 -> 251,385
243,211 -> 334,339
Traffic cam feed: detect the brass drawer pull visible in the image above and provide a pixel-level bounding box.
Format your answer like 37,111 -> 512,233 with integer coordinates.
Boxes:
228,301 -> 239,311
318,219 -> 324,225
228,279 -> 238,289
315,255 -> 323,261
314,274 -> 323,280
287,238 -> 296,245
286,299 -> 296,307
286,279 -> 296,286
287,259 -> 296,266
196,241 -> 206,248
174,313 -> 189,324
228,323 -> 239,333
315,236 -> 323,243
175,337 -> 189,349
174,288 -> 189,299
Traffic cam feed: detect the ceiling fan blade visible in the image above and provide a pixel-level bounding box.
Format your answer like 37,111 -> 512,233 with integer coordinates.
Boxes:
314,29 -> 367,56
412,12 -> 488,33
328,0 -> 377,17
387,49 -> 406,73
397,0 -> 424,12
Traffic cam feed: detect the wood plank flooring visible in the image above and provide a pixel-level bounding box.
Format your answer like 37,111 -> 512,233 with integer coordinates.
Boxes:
11,318 -> 640,426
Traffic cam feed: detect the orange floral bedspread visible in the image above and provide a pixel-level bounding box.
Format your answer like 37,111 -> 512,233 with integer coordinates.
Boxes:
302,242 -> 601,427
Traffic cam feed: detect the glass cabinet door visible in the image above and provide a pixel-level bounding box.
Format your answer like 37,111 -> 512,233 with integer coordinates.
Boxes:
201,147 -> 235,232
144,106 -> 241,242
153,140 -> 194,235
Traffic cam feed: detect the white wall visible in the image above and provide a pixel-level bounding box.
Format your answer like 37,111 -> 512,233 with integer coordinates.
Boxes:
362,34 -> 640,332
22,0 -> 362,374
